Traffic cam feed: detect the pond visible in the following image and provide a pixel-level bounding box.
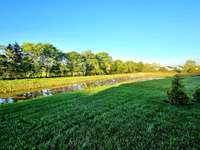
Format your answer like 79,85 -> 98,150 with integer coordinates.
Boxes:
0,77 -> 163,105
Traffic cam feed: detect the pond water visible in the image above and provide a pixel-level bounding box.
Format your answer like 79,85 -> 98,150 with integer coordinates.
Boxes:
0,77 -> 163,105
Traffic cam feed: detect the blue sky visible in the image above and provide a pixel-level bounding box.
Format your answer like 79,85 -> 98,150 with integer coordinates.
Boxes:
0,0 -> 200,65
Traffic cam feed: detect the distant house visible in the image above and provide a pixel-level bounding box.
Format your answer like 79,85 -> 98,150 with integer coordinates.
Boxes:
165,66 -> 174,71
159,65 -> 184,72
175,66 -> 184,71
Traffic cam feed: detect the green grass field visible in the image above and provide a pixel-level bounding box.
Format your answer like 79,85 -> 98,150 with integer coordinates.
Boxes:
0,76 -> 200,149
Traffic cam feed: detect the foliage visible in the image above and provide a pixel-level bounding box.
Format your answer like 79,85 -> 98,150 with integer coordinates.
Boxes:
111,60 -> 127,73
66,51 -> 85,76
183,60 -> 198,73
0,42 -> 174,79
96,52 -> 112,75
167,75 -> 189,104
2,43 -> 31,79
1,42 -> 199,79
82,50 -> 102,75
0,77 -> 200,149
193,87 -> 200,102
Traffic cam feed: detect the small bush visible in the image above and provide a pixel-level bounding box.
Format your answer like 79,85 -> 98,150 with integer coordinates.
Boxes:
193,88 -> 200,102
167,75 -> 189,104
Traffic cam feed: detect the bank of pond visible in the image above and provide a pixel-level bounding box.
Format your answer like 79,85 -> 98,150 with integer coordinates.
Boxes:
0,76 -> 164,104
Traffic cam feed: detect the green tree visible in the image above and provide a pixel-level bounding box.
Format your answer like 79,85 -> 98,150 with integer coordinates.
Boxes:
82,50 -> 102,75
167,75 -> 189,104
0,54 -> 6,78
41,44 -> 59,77
125,61 -> 137,73
159,67 -> 168,72
4,43 -> 27,78
55,52 -> 69,77
183,60 -> 197,73
143,63 -> 160,72
22,43 -> 43,77
66,51 -> 85,76
135,62 -> 144,72
22,53 -> 34,78
111,60 -> 127,74
50,62 -> 62,77
96,52 -> 112,74
22,43 -> 59,77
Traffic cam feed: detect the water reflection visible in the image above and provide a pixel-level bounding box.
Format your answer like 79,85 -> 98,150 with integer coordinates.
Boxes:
0,98 -> 14,104
0,77 -> 162,105
0,82 -> 89,104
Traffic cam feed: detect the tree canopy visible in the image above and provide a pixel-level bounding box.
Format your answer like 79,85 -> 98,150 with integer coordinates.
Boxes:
0,42 -> 199,79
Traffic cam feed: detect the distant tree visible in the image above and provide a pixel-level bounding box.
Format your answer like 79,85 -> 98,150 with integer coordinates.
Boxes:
4,43 -> 27,78
159,67 -> 168,72
55,52 -> 69,76
50,62 -> 62,77
0,45 -> 5,78
167,75 -> 189,104
183,60 -> 197,73
22,43 -> 59,77
41,44 -> 59,77
145,63 -> 160,72
111,60 -> 127,74
66,51 -> 85,76
125,61 -> 137,73
22,43 -> 44,77
0,54 -> 6,78
1,41 -> 192,79
22,53 -> 34,78
135,62 -> 144,72
96,52 -> 112,74
82,50 -> 102,75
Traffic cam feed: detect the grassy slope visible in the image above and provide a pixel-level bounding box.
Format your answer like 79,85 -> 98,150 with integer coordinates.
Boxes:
0,72 -> 174,97
0,77 -> 200,149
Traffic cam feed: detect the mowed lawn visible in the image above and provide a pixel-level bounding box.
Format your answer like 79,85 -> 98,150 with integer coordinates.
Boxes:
0,76 -> 200,149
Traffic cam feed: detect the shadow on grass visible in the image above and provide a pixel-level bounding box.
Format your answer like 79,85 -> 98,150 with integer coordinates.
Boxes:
1,77 -> 200,113
1,77 -> 200,149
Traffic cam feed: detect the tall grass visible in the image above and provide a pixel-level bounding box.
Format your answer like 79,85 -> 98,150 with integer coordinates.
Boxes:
0,72 -> 175,97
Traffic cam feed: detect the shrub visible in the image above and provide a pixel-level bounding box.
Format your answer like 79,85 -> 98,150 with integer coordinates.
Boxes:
167,75 -> 189,104
193,88 -> 200,102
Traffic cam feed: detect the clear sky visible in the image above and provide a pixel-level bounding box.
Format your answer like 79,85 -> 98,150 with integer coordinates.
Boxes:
0,0 -> 200,65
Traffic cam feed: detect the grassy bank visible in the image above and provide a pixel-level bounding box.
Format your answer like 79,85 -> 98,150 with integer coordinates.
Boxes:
0,76 -> 200,149
0,72 -> 174,97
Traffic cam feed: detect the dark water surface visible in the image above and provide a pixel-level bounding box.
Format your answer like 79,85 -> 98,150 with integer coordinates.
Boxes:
0,77 -> 163,105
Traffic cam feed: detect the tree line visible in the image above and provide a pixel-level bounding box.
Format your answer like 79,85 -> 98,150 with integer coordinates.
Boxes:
0,42 -> 199,79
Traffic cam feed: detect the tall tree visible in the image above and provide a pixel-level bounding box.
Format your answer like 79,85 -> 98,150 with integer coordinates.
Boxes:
22,43 -> 43,77
82,50 -> 102,75
96,52 -> 112,74
135,62 -> 144,72
0,42 -> 171,79
41,44 -> 59,77
55,52 -> 69,77
143,63 -> 160,72
0,54 -> 6,78
111,60 -> 127,74
125,61 -> 137,73
22,43 -> 59,77
183,60 -> 197,73
66,51 -> 85,76
4,43 -> 26,78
